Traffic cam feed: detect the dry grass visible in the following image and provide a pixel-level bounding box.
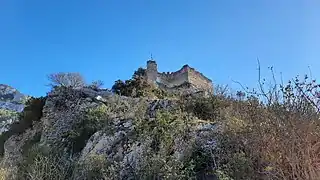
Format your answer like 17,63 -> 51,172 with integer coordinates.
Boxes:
0,167 -> 10,180
255,116 -> 320,179
213,70 -> 320,180
23,152 -> 73,180
212,99 -> 320,179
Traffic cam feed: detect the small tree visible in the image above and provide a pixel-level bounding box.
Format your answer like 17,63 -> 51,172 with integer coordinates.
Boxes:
47,72 -> 85,88
132,67 -> 146,79
111,80 -> 126,95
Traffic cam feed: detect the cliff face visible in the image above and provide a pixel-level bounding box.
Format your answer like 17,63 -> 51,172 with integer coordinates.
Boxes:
0,86 -> 218,180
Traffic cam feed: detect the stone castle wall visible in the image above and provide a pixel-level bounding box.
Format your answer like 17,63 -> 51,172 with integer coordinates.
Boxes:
157,65 -> 189,88
146,61 -> 213,92
187,67 -> 213,92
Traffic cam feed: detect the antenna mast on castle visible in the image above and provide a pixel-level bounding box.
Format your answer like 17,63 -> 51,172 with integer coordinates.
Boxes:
150,53 -> 153,60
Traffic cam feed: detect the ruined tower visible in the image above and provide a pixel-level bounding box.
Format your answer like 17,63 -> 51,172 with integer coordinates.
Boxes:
146,60 -> 158,83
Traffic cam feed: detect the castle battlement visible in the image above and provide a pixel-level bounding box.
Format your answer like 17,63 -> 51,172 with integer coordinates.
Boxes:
146,60 -> 213,93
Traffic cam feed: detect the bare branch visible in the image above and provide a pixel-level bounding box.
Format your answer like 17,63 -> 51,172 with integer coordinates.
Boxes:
257,58 -> 272,104
47,72 -> 85,88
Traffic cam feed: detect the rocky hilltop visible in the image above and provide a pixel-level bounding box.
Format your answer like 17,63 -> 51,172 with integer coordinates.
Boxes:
0,85 -> 217,180
1,69 -> 319,180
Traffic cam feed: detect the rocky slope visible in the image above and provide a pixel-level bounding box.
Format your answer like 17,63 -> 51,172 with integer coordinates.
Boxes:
0,86 -> 218,180
0,84 -> 28,112
0,84 -> 29,135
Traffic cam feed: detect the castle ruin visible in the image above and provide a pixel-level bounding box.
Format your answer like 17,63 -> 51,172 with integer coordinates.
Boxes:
145,60 -> 213,93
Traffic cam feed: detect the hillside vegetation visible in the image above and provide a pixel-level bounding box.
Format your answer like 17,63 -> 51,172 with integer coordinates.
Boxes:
0,69 -> 319,180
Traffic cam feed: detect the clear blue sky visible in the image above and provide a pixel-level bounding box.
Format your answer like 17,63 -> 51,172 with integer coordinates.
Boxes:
1,0 -> 319,97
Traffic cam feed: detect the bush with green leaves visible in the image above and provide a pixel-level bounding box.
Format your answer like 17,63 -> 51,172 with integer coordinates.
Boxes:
63,104 -> 111,154
21,97 -> 46,122
0,109 -> 18,118
111,67 -> 170,99
85,104 -> 112,134
181,95 -> 227,121
133,109 -> 223,179
112,78 -> 152,98
134,110 -> 193,179
0,109 -> 19,132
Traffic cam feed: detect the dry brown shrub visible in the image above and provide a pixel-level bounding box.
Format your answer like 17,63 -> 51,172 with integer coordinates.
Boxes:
215,64 -> 320,179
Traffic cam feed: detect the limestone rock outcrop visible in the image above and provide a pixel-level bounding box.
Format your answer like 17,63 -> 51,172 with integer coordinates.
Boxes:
0,86 -> 218,179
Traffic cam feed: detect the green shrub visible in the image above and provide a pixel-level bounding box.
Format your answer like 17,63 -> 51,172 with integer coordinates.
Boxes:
133,110 -> 204,179
66,105 -> 110,154
75,154 -> 110,180
85,105 -> 110,133
111,67 -> 172,99
182,95 -> 227,121
0,109 -> 18,117
138,153 -> 190,180
21,97 -> 46,123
